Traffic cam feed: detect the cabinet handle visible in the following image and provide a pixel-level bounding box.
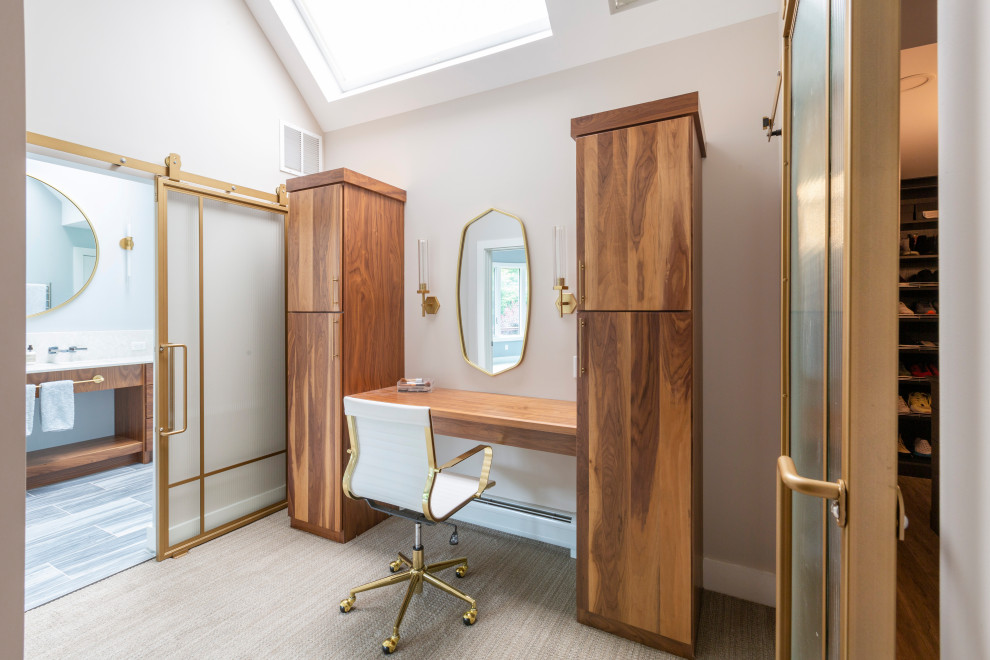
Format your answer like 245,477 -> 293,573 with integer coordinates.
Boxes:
332,277 -> 340,308
159,343 -> 188,437
579,261 -> 585,306
578,319 -> 585,377
332,318 -> 339,360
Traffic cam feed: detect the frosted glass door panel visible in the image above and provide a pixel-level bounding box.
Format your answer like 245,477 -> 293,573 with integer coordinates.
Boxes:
204,454 -> 286,530
788,0 -> 829,657
201,198 -> 286,472
165,190 -> 202,485
168,481 -> 201,547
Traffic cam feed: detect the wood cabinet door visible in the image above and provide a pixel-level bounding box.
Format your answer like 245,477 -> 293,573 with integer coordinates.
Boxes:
286,312 -> 341,533
576,117 -> 694,312
287,185 -> 343,312
577,311 -> 694,647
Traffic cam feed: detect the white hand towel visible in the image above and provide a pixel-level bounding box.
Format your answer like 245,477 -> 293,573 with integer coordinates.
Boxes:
26,385 -> 36,435
40,380 -> 74,432
26,283 -> 47,315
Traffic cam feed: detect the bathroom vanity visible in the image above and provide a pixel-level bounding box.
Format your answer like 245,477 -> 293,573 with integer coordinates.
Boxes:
26,359 -> 153,489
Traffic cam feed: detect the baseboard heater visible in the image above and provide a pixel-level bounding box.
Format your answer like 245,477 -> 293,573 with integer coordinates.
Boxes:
451,494 -> 577,557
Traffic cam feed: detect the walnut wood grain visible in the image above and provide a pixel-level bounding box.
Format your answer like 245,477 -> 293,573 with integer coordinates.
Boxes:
690,135 -> 704,638
27,363 -> 145,395
114,386 -> 150,463
570,91 -> 707,157
286,185 -> 342,312
340,183 -> 405,540
286,312 -> 340,533
350,387 -> 576,455
577,117 -> 693,312
27,436 -> 144,489
286,168 -> 407,202
577,609 -> 695,659
578,311 -> 694,644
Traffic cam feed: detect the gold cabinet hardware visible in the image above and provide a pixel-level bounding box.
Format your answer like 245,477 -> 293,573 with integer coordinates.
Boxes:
159,342 -> 188,437
777,456 -> 846,527
332,318 -> 340,360
578,319 -> 585,376
579,261 -> 586,306
333,277 -> 340,308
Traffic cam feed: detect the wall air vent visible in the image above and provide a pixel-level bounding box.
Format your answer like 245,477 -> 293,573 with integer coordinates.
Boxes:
280,120 -> 322,176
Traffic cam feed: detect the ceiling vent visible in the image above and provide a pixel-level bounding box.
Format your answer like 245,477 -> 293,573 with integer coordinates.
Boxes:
281,120 -> 322,176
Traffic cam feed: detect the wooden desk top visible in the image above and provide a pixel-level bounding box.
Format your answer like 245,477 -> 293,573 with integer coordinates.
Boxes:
349,387 -> 577,456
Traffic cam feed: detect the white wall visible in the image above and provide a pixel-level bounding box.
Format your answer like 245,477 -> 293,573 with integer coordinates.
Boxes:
0,0 -> 25,654
324,14 -> 781,602
25,0 -> 321,194
26,156 -> 155,333
939,2 -> 990,656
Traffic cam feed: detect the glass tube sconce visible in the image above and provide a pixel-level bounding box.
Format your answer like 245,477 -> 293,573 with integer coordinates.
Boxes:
417,239 -> 440,316
553,226 -> 577,316
119,223 -> 134,279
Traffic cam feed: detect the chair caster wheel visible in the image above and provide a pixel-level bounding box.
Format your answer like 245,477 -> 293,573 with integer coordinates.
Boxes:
339,598 -> 355,613
455,564 -> 468,578
462,608 -> 477,625
389,560 -> 403,573
382,635 -> 399,654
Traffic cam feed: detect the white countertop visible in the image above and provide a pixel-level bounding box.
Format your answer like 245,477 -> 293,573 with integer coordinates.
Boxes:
26,355 -> 154,374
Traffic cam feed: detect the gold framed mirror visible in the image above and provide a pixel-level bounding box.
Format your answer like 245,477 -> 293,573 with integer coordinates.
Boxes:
456,208 -> 531,376
26,175 -> 99,318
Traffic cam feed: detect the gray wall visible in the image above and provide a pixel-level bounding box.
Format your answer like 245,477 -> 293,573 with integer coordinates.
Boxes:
324,14 -> 782,603
0,0 -> 25,653
939,1 -> 990,655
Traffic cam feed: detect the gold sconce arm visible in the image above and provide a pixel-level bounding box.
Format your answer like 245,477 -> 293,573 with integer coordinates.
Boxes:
418,283 -> 440,317
554,277 -> 577,316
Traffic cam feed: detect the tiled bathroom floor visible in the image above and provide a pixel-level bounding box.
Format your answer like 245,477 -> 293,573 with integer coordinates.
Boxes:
25,462 -> 155,611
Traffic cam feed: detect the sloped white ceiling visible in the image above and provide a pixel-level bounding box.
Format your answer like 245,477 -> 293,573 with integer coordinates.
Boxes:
246,0 -> 778,132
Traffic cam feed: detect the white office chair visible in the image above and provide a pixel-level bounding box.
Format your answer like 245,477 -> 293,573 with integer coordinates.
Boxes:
339,396 -> 495,655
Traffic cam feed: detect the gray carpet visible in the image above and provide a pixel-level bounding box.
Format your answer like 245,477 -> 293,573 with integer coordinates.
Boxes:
25,513 -> 774,659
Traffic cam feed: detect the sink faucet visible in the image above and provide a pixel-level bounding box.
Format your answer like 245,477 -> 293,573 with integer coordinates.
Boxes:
47,346 -> 87,354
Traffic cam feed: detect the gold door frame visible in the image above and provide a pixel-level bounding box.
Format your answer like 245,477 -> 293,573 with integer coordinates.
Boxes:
777,0 -> 900,658
156,177 -> 288,560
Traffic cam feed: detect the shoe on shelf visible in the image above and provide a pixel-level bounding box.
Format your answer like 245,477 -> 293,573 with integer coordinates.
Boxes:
900,236 -> 919,256
908,391 -> 932,414
914,300 -> 937,315
930,363 -> 940,377
912,436 -> 933,458
899,301 -> 915,316
898,395 -> 911,414
919,340 -> 938,347
898,362 -> 911,378
933,300 -> 940,313
909,364 -> 932,378
898,434 -> 911,455
914,235 -> 930,254
909,268 -> 937,283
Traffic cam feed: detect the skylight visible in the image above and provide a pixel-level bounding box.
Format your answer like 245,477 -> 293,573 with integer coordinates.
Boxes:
293,0 -> 552,93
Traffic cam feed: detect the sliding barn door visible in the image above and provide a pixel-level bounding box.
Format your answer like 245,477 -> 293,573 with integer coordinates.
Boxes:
156,178 -> 287,560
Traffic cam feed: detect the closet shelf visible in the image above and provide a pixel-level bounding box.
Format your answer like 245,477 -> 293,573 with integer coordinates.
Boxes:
899,376 -> 936,382
898,453 -> 932,479
900,254 -> 939,261
899,315 -> 939,321
900,220 -> 939,230
898,411 -> 932,419
899,345 -> 939,352
899,283 -> 939,290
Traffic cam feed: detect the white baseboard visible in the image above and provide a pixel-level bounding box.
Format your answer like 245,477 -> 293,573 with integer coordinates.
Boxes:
703,557 -> 776,608
450,496 -> 577,558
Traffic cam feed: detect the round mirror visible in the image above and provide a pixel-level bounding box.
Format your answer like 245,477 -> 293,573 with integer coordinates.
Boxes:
26,175 -> 99,317
456,208 -> 531,376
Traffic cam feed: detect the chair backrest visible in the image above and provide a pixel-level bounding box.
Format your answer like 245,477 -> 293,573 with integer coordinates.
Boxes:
342,396 -> 435,514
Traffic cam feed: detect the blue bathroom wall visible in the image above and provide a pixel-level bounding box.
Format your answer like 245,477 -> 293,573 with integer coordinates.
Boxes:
26,155 -> 155,333
25,177 -> 74,306
26,390 -> 114,452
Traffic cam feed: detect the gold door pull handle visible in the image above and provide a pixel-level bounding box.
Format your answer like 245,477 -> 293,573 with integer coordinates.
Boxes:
332,277 -> 340,307
578,319 -> 585,376
159,342 -> 188,437
778,456 -> 847,527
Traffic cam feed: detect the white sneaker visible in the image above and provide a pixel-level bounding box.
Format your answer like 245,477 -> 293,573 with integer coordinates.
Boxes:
897,395 -> 911,414
899,301 -> 915,316
912,437 -> 932,457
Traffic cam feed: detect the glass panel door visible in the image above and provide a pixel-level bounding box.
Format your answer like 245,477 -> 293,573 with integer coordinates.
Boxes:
156,180 -> 287,559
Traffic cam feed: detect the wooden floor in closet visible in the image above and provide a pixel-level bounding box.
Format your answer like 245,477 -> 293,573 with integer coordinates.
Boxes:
896,475 -> 939,659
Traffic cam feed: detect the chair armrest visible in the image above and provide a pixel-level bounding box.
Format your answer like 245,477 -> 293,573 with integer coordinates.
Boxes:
438,445 -> 494,497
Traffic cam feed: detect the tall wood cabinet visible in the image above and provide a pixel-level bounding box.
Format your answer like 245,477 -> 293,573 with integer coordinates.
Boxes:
573,93 -> 705,658
285,169 -> 405,543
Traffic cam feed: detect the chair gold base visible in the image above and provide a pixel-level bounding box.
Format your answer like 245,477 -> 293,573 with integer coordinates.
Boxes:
340,544 -> 478,654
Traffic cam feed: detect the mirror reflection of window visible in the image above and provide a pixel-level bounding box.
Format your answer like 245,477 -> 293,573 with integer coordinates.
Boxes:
25,175 -> 98,317
457,209 -> 530,376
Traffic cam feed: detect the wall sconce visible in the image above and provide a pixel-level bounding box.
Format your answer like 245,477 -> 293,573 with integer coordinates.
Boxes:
553,226 -> 577,316
119,223 -> 134,278
417,239 -> 440,316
